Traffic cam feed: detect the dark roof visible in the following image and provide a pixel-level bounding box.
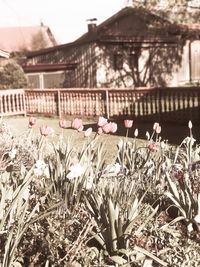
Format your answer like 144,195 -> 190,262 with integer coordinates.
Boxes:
23,62 -> 77,72
25,7 -> 200,57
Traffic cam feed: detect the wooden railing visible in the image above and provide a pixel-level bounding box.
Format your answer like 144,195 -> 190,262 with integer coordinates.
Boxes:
1,87 -> 200,124
0,89 -> 26,116
25,87 -> 200,123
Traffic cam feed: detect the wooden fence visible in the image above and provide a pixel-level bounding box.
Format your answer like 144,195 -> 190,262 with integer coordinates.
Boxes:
1,87 -> 200,124
0,89 -> 26,116
25,87 -> 200,124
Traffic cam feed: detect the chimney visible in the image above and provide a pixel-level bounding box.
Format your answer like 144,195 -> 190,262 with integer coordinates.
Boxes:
87,18 -> 97,34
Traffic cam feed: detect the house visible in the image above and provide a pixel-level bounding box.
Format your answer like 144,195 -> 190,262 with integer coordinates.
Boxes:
0,24 -> 57,53
0,49 -> 10,61
23,7 -> 200,89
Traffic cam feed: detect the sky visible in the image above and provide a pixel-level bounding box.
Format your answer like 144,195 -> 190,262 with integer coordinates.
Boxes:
0,0 -> 125,44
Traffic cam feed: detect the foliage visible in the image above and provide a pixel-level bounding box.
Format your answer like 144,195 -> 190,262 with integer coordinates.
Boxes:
0,61 -> 28,89
0,117 -> 200,266
125,0 -> 200,23
31,30 -> 50,51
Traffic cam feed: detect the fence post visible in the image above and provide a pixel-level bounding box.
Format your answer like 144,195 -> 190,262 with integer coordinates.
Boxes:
158,88 -> 162,123
57,89 -> 61,118
105,89 -> 110,119
22,89 -> 27,117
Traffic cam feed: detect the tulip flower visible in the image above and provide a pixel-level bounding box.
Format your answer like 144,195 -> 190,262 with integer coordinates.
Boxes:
110,122 -> 117,133
71,118 -> 83,131
102,122 -> 112,134
84,127 -> 92,137
153,122 -> 160,131
147,143 -> 157,152
28,116 -> 36,128
156,125 -> 161,134
98,116 -> 108,127
146,131 -> 150,140
134,128 -> 138,137
59,119 -> 67,129
124,119 -> 133,128
188,120 -> 192,129
40,125 -> 53,136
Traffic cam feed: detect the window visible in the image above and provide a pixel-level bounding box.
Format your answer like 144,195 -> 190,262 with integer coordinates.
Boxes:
114,53 -> 123,70
129,52 -> 138,71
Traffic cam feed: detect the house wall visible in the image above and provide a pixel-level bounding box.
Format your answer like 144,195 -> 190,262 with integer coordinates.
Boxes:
26,40 -> 200,89
95,41 -> 188,88
26,42 -> 97,88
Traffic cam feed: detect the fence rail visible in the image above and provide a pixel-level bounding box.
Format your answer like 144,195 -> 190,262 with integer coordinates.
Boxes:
0,89 -> 26,116
1,87 -> 200,124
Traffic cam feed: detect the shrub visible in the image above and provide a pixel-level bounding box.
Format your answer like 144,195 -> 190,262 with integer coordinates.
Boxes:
0,61 -> 28,89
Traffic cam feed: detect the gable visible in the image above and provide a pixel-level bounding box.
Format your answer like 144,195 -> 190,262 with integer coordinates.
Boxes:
98,8 -> 176,38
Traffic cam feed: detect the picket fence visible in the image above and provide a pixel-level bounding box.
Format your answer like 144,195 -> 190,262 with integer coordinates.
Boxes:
1,87 -> 200,123
0,89 -> 26,116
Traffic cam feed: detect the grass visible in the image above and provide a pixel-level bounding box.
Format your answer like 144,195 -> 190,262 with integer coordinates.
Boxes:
3,116 -> 146,164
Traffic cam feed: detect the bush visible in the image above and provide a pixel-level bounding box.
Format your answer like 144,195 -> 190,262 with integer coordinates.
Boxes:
0,61 -> 28,89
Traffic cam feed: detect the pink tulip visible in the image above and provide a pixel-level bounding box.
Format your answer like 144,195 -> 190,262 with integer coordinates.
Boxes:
110,122 -> 117,133
71,118 -> 83,130
59,119 -> 67,129
147,143 -> 157,152
28,116 -> 36,128
84,127 -> 92,137
153,122 -> 159,131
124,120 -> 133,128
98,116 -> 108,127
40,125 -> 53,136
102,122 -> 112,134
156,125 -> 161,134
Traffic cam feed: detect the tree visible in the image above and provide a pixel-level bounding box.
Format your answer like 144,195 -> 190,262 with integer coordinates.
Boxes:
124,0 -> 200,23
31,30 -> 49,51
0,61 -> 28,89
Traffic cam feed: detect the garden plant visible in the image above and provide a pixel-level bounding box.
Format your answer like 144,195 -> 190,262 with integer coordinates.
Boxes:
0,116 -> 200,267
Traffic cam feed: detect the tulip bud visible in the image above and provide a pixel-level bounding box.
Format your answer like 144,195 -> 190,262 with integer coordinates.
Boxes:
188,120 -> 192,129
84,127 -> 92,137
146,131 -> 150,140
28,116 -> 36,128
134,128 -> 138,137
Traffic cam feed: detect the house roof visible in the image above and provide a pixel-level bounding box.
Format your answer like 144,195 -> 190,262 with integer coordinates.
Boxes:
0,49 -> 10,58
0,25 -> 57,53
25,7 -> 200,58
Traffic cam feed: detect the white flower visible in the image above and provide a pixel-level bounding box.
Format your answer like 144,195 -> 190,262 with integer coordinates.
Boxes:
34,160 -> 49,178
9,148 -> 17,159
84,176 -> 94,190
67,163 -> 85,180
187,223 -> 193,232
194,214 -> 200,224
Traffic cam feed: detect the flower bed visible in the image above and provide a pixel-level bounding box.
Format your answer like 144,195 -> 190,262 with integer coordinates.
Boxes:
0,117 -> 200,267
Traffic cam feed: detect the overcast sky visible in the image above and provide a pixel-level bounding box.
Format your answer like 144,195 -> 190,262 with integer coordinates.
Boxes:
0,0 -> 125,44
